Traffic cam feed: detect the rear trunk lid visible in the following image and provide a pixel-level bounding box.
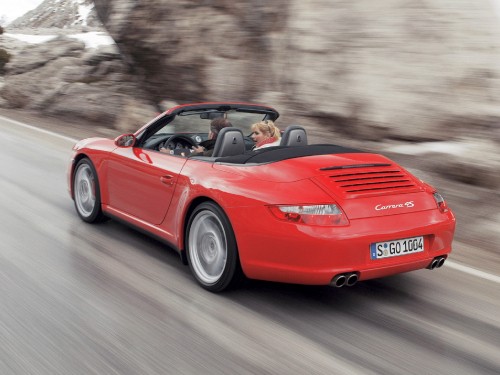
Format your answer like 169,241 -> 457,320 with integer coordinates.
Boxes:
311,156 -> 438,219
214,152 -> 437,218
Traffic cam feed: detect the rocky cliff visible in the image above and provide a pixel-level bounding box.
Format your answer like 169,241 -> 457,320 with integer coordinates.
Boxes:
9,0 -> 101,29
92,0 -> 500,143
0,33 -> 155,132
2,0 -> 500,189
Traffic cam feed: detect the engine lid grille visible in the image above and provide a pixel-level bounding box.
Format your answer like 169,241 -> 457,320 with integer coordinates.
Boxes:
320,163 -> 420,197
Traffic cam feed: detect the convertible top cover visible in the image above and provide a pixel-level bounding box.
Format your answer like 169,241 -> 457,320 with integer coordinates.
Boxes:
214,144 -> 365,164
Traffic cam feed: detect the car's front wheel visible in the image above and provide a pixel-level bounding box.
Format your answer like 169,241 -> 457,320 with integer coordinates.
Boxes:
186,202 -> 243,292
73,158 -> 105,223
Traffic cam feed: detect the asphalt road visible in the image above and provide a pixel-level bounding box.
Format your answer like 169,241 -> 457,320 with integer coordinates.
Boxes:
0,115 -> 499,375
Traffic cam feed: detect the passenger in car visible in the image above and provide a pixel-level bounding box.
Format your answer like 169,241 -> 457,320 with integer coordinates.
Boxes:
191,118 -> 232,156
251,120 -> 281,150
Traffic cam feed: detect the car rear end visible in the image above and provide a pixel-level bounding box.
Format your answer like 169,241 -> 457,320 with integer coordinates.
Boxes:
222,153 -> 456,286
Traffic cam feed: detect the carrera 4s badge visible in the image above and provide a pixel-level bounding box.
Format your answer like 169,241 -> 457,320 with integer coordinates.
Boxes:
375,201 -> 415,211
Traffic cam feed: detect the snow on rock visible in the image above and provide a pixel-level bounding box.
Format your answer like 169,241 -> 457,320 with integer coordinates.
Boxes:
4,33 -> 57,44
76,2 -> 94,26
70,32 -> 115,49
4,31 -> 115,49
1,34 -> 153,131
8,0 -> 101,29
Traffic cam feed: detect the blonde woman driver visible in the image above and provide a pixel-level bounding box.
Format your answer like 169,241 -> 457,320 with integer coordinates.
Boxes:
251,120 -> 281,150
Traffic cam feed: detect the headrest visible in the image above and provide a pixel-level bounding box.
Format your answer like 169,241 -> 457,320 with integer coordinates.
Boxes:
211,127 -> 246,157
280,125 -> 308,146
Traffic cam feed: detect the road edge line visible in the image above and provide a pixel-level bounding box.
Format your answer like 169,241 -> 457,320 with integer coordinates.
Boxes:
0,115 -> 78,143
446,260 -> 500,284
2,115 -> 500,284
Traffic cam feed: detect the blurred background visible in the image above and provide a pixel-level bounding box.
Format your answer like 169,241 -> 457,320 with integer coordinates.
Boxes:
1,2 -> 500,374
0,0 -> 499,262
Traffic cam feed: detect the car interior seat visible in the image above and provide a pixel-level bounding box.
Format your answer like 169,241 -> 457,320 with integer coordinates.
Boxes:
211,127 -> 246,157
280,125 -> 308,146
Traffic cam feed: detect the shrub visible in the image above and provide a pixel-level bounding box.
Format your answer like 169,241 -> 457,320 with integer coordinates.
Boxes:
0,48 -> 11,74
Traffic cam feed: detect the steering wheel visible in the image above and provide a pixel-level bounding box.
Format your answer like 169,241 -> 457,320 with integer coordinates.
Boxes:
160,135 -> 198,151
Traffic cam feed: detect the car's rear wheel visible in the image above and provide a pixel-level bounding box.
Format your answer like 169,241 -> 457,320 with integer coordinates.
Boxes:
186,202 -> 243,292
73,158 -> 105,223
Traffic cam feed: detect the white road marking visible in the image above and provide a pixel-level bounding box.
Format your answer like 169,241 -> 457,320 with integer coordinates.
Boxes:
0,115 -> 78,143
446,260 -> 500,284
2,114 -> 499,284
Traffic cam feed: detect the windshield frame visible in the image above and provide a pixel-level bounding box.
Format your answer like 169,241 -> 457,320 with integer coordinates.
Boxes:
135,102 -> 280,148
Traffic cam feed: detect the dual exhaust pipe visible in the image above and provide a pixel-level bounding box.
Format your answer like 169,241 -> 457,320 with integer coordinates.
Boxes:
331,272 -> 359,288
331,256 -> 446,287
427,256 -> 446,270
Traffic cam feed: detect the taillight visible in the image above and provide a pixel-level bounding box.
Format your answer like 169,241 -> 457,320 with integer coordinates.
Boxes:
268,204 -> 349,226
433,192 -> 449,213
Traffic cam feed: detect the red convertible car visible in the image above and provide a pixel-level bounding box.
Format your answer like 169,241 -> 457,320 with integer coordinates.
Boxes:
68,102 -> 456,292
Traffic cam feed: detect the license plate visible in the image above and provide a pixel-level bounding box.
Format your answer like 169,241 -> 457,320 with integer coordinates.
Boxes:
370,236 -> 424,260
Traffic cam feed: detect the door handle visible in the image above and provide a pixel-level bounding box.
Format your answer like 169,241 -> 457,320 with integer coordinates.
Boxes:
160,175 -> 175,186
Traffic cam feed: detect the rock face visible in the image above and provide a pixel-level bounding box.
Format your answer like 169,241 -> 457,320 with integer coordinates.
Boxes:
93,0 -> 500,142
0,35 -> 155,128
1,0 -> 500,190
9,0 -> 101,29
1,0 -> 160,131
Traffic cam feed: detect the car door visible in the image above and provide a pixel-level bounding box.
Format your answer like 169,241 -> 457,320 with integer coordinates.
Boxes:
105,146 -> 187,225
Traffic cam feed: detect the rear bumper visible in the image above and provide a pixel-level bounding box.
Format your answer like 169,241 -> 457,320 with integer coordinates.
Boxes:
242,255 -> 449,285
230,207 -> 455,285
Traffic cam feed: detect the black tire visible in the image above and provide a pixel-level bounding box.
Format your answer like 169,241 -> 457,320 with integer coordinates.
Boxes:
186,202 -> 243,292
73,158 -> 106,223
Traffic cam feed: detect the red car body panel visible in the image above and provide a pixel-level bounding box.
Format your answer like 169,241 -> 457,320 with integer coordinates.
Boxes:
68,102 -> 456,286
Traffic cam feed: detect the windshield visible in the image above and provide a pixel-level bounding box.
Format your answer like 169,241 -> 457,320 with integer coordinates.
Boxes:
155,109 -> 271,135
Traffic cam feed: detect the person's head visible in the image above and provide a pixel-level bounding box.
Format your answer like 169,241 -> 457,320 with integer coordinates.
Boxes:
251,120 -> 281,144
208,118 -> 232,140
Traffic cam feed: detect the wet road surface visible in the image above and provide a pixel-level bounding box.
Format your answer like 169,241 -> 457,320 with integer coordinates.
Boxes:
0,116 -> 499,374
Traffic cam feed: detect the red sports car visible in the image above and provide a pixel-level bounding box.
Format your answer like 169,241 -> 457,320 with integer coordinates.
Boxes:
68,102 -> 456,292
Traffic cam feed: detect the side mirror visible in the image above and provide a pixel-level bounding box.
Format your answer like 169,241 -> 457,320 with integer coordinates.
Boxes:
115,134 -> 136,148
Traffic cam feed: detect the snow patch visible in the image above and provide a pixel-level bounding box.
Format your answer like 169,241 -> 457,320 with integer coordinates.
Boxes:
78,3 -> 93,26
4,31 -> 116,49
4,33 -> 57,44
71,32 -> 115,48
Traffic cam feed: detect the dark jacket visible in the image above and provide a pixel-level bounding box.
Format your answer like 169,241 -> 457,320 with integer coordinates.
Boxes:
193,139 -> 216,156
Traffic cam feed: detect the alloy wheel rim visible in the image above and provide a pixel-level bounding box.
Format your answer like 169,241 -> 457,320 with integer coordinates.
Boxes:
74,164 -> 96,217
189,211 -> 227,284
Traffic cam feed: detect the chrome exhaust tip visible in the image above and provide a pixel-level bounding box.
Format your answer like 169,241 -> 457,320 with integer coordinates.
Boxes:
331,274 -> 347,288
331,272 -> 359,287
428,256 -> 446,270
428,259 -> 439,270
346,273 -> 359,287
